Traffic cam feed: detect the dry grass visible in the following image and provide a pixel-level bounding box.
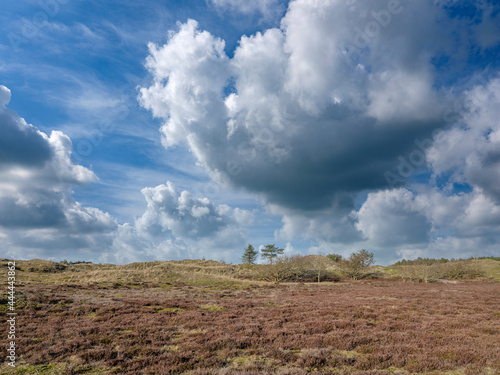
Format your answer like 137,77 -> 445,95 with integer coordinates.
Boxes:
475,259 -> 500,280
2,259 -> 255,288
1,258 -> 499,374
4,257 -> 495,287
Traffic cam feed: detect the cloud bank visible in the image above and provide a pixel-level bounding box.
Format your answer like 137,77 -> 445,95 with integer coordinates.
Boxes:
140,0 -> 500,262
3,0 -> 500,264
0,85 -> 248,263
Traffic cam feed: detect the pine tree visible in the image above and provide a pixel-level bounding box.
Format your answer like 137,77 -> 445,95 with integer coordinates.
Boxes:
241,244 -> 258,265
260,244 -> 284,264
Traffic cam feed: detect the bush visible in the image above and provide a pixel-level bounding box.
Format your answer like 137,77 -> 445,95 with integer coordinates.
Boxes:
392,257 -> 449,266
440,260 -> 485,279
338,250 -> 374,280
476,256 -> 500,261
258,256 -> 337,282
397,260 -> 485,282
259,256 -> 309,282
326,254 -> 343,262
27,260 -> 67,273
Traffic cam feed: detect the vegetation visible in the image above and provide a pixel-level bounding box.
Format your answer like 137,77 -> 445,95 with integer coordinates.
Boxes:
60,260 -> 93,265
307,255 -> 331,283
392,257 -> 449,266
4,254 -> 495,290
258,255 -> 338,283
338,249 -> 375,280
326,253 -> 343,262
393,255 -> 500,266
2,259 -> 499,374
395,259 -> 486,282
477,256 -> 500,261
260,244 -> 284,264
241,244 -> 258,265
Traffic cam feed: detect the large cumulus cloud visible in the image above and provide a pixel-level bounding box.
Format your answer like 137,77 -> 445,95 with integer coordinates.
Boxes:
136,181 -> 248,247
140,1 -> 452,212
140,0 -> 500,262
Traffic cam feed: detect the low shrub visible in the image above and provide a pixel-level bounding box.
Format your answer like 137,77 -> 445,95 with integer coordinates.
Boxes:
257,256 -> 337,282
439,260 -> 485,279
392,257 -> 450,266
397,260 -> 485,282
326,254 -> 343,262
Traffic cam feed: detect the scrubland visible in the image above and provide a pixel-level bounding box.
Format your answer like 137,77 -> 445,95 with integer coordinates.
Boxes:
1,258 -> 499,374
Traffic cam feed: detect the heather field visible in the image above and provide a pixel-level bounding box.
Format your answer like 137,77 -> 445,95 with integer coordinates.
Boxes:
2,259 -> 500,374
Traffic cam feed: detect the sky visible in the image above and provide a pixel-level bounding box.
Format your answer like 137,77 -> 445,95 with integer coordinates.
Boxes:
1,0 -> 500,265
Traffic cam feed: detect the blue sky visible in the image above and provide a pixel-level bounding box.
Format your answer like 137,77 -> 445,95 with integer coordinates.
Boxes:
1,0 -> 499,265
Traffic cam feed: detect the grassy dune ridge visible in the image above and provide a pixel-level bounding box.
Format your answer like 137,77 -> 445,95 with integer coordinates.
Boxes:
1,258 -> 499,374
6,256 -> 500,286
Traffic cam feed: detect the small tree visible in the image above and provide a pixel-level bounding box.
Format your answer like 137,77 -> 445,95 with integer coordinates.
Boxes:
241,244 -> 258,265
308,256 -> 328,283
340,249 -> 375,280
261,244 -> 284,264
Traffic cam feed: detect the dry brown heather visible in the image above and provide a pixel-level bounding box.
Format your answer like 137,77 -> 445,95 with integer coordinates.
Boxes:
1,259 -> 499,374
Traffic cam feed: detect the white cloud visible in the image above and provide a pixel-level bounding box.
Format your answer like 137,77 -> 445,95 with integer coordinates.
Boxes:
415,187 -> 500,240
348,185 -> 500,262
355,189 -> 431,246
139,19 -> 229,148
130,180 -> 249,261
428,76 -> 500,202
367,69 -> 443,122
0,86 -> 117,259
233,207 -> 255,226
467,2 -> 500,49
0,85 -> 11,106
0,88 -> 250,263
138,0 -> 500,263
140,3 -> 452,212
275,208 -> 362,245
136,181 -> 235,239
5,0 -> 500,265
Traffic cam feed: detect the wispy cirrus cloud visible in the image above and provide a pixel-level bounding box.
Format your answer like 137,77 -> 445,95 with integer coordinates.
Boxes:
209,0 -> 285,19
